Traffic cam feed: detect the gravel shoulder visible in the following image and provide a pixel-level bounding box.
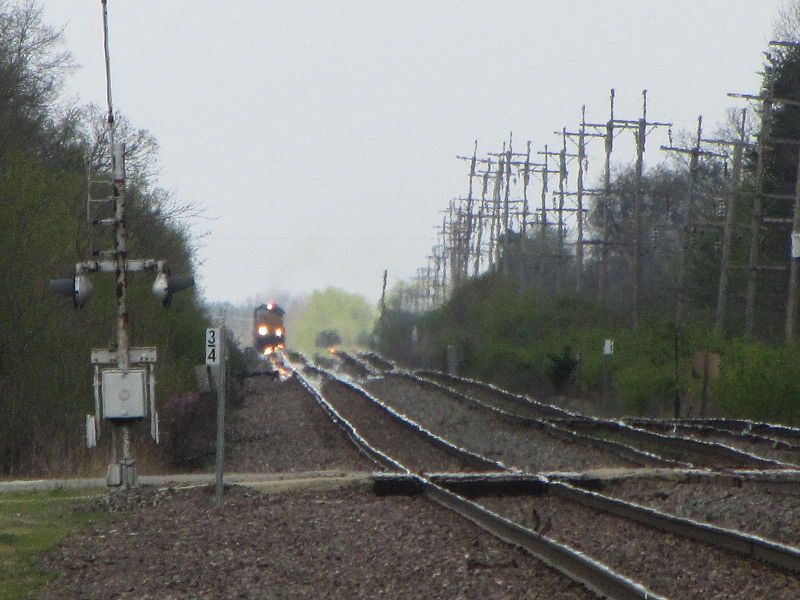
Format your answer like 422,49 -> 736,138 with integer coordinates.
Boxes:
224,374 -> 376,473
37,485 -> 600,600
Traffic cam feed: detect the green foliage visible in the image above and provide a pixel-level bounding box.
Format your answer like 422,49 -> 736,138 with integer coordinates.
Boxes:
0,488 -> 109,599
288,287 -> 376,356
375,308 -> 421,367
408,274 -> 620,398
382,269 -> 800,424
712,340 -> 800,424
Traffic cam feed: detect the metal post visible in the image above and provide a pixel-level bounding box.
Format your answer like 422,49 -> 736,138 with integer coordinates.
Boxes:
675,116 -> 703,322
598,89 -> 615,303
575,108 -> 587,294
784,142 -> 800,342
102,0 -> 137,489
714,110 -> 747,337
745,92 -> 774,337
632,90 -> 647,330
214,327 -> 226,509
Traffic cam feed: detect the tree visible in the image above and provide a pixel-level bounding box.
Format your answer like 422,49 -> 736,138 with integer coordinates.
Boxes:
289,288 -> 376,356
0,0 -> 72,160
0,1 -> 211,476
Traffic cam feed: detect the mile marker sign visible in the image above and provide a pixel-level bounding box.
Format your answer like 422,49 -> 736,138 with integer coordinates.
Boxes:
206,328 -> 220,365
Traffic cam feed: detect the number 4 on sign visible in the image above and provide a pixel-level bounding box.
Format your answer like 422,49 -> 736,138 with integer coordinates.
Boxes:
206,328 -> 220,365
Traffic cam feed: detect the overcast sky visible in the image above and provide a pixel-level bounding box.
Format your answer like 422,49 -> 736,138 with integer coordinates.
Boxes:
38,1 -> 786,305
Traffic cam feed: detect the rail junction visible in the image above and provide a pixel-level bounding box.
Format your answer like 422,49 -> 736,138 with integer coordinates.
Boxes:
28,348 -> 800,599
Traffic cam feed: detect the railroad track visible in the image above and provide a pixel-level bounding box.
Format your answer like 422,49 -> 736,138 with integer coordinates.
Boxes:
283,353 -> 800,598
622,417 -> 800,465
293,359 -> 661,599
413,368 -> 791,469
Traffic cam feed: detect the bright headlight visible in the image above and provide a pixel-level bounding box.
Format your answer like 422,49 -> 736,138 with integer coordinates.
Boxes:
257,325 -> 268,336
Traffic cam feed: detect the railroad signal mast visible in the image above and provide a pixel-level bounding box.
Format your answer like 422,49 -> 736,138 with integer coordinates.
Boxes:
48,0 -> 194,488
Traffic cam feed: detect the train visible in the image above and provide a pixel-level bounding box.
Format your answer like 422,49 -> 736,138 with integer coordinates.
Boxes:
253,302 -> 286,355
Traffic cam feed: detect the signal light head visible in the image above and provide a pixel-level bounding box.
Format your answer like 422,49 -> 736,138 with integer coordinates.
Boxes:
48,275 -> 93,308
152,272 -> 195,306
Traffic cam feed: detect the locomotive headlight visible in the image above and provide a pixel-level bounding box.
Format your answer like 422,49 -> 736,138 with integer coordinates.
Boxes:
257,325 -> 268,336
275,328 -> 284,337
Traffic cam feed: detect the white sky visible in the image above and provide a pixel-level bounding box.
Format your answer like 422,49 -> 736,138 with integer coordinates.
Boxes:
38,1 -> 786,305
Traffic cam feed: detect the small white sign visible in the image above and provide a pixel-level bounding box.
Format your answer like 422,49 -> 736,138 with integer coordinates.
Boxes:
86,415 -> 97,448
792,233 -> 800,259
206,328 -> 220,365
603,339 -> 614,355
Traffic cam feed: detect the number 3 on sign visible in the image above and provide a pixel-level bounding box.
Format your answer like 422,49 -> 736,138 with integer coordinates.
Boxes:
206,328 -> 220,365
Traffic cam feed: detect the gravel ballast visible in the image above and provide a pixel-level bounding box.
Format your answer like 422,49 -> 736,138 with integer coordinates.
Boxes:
38,485 -> 600,600
361,375 -> 639,472
32,362 -> 800,599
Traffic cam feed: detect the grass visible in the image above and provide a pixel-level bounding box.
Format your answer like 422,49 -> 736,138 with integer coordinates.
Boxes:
0,487 -> 109,600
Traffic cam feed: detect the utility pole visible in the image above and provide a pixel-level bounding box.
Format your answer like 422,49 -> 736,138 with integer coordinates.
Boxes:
610,90 -> 670,327
705,110 -> 749,337
559,106 -> 607,295
462,140 -> 478,283
575,110 -> 587,294
583,90 -> 671,322
632,91 -> 647,330
583,89 -> 616,303
730,55 -> 800,340
785,143 -> 800,341
662,116 -> 727,323
538,140 -> 578,291
474,165 -> 491,277
740,88 -> 774,338
101,0 -> 135,487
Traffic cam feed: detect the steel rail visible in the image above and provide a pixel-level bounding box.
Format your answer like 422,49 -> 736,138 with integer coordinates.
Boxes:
294,368 -> 404,473
622,419 -> 800,466
544,477 -> 800,573
403,371 -> 686,468
334,349 -> 378,377
552,417 -> 791,470
421,477 -> 666,600
413,368 -> 792,469
317,369 -> 509,472
634,417 -> 800,444
291,366 -> 664,600
318,354 -> 800,577
356,351 -> 396,372
416,369 -> 581,419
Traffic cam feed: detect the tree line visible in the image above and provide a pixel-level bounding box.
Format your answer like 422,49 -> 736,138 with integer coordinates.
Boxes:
0,1 -> 210,476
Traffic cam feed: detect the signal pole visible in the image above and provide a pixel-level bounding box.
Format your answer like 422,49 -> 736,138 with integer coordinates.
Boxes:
102,0 -> 136,487
50,1 -> 194,488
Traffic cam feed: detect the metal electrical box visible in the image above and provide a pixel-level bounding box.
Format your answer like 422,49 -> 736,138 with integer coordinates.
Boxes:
102,369 -> 147,419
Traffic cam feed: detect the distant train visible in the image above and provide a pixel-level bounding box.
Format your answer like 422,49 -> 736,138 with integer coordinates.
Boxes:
253,303 -> 285,355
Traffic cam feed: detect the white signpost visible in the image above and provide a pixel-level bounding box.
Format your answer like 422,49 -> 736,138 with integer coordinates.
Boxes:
206,328 -> 221,366
207,327 -> 225,508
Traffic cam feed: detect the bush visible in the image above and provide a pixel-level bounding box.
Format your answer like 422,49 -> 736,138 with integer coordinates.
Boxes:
713,340 -> 800,425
